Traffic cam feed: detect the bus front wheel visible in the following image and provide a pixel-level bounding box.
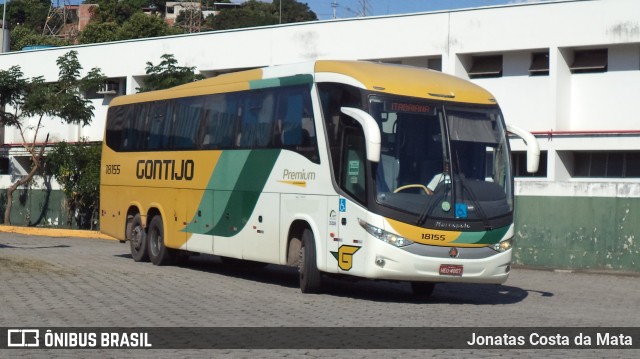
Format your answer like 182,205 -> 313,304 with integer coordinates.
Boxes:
299,229 -> 322,293
128,214 -> 148,262
148,215 -> 173,266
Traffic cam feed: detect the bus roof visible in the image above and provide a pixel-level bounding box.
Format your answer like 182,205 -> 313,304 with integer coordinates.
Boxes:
109,60 -> 496,106
315,60 -> 496,104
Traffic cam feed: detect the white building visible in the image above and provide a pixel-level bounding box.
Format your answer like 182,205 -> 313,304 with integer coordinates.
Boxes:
0,0 -> 638,270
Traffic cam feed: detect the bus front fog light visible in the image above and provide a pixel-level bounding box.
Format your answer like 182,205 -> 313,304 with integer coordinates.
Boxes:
375,256 -> 386,267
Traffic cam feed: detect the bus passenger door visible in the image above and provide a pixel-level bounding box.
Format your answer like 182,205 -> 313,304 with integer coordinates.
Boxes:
332,126 -> 368,275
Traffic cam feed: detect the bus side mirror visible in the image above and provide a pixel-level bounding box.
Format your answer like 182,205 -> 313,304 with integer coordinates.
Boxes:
507,123 -> 540,173
340,107 -> 381,163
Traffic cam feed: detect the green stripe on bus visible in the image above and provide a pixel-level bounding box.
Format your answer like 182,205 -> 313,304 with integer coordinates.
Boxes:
249,74 -> 313,90
184,149 -> 281,237
453,225 -> 510,245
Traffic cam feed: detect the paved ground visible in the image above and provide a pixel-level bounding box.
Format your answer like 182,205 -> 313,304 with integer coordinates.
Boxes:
0,230 -> 638,358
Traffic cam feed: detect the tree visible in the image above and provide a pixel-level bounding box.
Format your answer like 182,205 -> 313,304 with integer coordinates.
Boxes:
10,25 -> 71,52
274,0 -> 318,23
0,50 -> 105,225
207,0 -> 317,30
2,0 -> 50,32
117,12 -> 183,40
46,139 -> 102,229
89,0 -> 147,25
208,0 -> 277,31
77,22 -> 121,45
137,54 -> 204,92
79,11 -> 183,43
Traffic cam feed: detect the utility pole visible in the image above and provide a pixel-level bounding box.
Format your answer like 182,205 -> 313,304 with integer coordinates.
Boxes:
1,0 -> 7,52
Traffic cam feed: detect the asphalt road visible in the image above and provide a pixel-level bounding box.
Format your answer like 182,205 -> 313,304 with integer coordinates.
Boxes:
1,231 -> 638,358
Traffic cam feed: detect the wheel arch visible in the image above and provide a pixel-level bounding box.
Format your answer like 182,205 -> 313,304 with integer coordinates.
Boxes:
285,216 -> 325,271
125,202 -> 143,239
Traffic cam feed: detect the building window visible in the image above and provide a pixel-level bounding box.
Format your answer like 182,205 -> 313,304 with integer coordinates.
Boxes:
427,57 -> 442,72
570,49 -> 608,74
0,157 -> 8,175
512,151 -> 547,178
468,55 -> 503,78
529,51 -> 549,76
572,151 -> 640,178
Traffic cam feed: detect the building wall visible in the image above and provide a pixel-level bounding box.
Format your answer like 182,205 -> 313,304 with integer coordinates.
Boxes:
0,0 -> 638,270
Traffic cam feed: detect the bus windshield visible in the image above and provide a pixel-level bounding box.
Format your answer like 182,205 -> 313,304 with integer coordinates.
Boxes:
370,96 -> 513,223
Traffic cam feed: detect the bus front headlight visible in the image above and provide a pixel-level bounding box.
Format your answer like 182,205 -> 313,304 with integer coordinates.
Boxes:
490,237 -> 513,252
358,219 -> 414,247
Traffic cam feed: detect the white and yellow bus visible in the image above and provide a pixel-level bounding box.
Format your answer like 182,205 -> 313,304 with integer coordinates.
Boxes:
100,60 -> 539,295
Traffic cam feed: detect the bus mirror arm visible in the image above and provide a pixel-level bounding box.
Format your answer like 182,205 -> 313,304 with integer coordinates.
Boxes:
507,123 -> 540,173
340,107 -> 381,163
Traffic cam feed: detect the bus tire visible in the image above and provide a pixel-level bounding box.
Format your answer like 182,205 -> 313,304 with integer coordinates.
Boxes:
128,214 -> 149,262
148,215 -> 173,266
411,282 -> 436,297
299,229 -> 322,293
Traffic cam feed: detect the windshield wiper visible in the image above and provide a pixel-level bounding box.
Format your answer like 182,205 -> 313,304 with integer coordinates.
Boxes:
416,166 -> 451,226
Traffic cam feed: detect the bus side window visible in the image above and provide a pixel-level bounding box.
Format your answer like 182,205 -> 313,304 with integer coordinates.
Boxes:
239,91 -> 274,148
172,97 -> 203,150
105,106 -> 127,151
273,87 -> 318,162
280,93 -> 303,147
122,103 -> 147,151
146,101 -> 171,150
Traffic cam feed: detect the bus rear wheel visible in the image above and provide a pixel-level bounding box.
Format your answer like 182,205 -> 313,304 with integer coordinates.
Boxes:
148,215 -> 174,266
299,229 -> 322,293
128,214 -> 148,262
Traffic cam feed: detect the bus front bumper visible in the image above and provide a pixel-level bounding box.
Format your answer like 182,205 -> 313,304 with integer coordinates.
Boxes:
361,238 -> 512,284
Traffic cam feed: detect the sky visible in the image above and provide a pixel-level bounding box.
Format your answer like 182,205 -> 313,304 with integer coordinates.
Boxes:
299,0 -> 553,20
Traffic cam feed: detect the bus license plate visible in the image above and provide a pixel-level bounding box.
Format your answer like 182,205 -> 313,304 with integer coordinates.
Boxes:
439,264 -> 463,276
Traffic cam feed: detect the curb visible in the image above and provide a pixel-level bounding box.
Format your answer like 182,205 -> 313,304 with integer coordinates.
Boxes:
0,225 -> 117,241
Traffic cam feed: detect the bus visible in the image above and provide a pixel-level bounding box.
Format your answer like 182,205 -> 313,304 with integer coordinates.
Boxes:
100,60 -> 539,295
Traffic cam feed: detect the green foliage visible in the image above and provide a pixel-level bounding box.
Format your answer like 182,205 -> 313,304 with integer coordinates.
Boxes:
5,51 -> 107,127
207,0 -> 317,30
118,12 -> 183,40
208,0 -> 277,30
77,22 -> 121,44
137,54 -> 204,92
90,0 -> 146,25
0,50 -> 105,225
0,67 -> 27,128
276,0 -> 318,23
9,25 -> 71,52
46,139 -> 102,229
3,0 -> 51,32
79,9 -> 184,44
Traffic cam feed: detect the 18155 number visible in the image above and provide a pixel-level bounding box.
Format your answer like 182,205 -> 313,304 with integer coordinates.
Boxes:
105,164 -> 121,175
